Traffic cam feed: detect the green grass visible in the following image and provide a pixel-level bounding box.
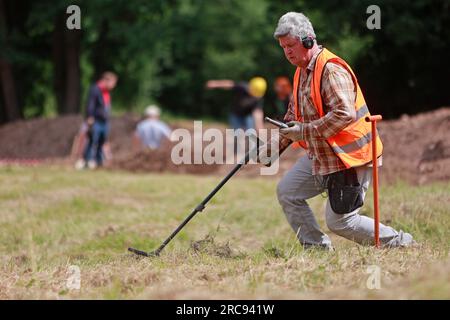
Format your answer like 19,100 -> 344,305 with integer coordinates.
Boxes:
0,166 -> 449,299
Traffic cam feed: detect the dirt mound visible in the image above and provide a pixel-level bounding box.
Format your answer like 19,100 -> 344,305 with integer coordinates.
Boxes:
111,142 -> 220,175
0,113 -> 143,160
0,108 -> 449,184
377,107 -> 450,185
0,115 -> 82,159
108,119 -> 226,175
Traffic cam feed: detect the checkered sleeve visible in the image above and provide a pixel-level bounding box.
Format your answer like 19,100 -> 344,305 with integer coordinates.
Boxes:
302,63 -> 356,140
283,94 -> 296,123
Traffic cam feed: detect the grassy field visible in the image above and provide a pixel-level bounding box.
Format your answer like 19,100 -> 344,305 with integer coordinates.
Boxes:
0,165 -> 449,299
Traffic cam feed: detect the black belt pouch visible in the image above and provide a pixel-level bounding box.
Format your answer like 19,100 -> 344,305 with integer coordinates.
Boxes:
324,167 -> 364,214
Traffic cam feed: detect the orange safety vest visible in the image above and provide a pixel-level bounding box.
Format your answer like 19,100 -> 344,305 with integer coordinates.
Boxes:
292,48 -> 383,168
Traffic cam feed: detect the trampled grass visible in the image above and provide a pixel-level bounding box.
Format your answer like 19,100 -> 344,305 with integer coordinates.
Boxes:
0,166 -> 449,299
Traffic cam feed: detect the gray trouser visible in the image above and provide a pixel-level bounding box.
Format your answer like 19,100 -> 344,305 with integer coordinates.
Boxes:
277,156 -> 414,248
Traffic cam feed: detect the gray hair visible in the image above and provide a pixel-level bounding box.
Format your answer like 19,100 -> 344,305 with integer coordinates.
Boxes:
273,12 -> 316,41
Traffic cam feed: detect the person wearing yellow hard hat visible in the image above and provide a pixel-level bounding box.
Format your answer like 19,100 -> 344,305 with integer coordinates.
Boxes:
205,76 -> 267,131
248,76 -> 267,98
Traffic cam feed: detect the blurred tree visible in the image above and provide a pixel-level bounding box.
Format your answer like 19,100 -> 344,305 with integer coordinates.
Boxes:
0,0 -> 21,122
356,0 -> 450,117
48,4 -> 82,114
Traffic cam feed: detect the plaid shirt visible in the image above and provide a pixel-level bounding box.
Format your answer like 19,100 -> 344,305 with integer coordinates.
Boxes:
276,47 -> 358,175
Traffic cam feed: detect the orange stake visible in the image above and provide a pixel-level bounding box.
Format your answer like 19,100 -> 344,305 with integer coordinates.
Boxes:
365,115 -> 382,248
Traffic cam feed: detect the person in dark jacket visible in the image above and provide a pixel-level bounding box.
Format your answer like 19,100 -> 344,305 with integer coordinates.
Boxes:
205,77 -> 267,131
82,71 -> 118,169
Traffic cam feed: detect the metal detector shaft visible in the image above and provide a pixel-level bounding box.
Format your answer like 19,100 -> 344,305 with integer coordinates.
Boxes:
152,158 -> 248,256
132,148 -> 257,257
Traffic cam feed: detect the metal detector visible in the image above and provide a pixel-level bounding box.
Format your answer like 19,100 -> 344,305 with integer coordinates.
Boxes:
128,134 -> 263,257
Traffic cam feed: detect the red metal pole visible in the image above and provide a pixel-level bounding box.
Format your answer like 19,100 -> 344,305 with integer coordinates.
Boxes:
365,115 -> 382,248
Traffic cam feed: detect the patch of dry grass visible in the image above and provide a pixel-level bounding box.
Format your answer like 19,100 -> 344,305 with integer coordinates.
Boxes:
0,166 -> 448,299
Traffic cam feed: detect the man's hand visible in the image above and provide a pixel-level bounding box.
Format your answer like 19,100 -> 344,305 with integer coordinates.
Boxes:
279,121 -> 304,141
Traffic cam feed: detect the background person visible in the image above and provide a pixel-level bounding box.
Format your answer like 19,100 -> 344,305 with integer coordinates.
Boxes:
205,77 -> 267,131
80,71 -> 118,169
74,122 -> 113,169
133,105 -> 172,151
73,121 -> 89,166
270,76 -> 292,120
